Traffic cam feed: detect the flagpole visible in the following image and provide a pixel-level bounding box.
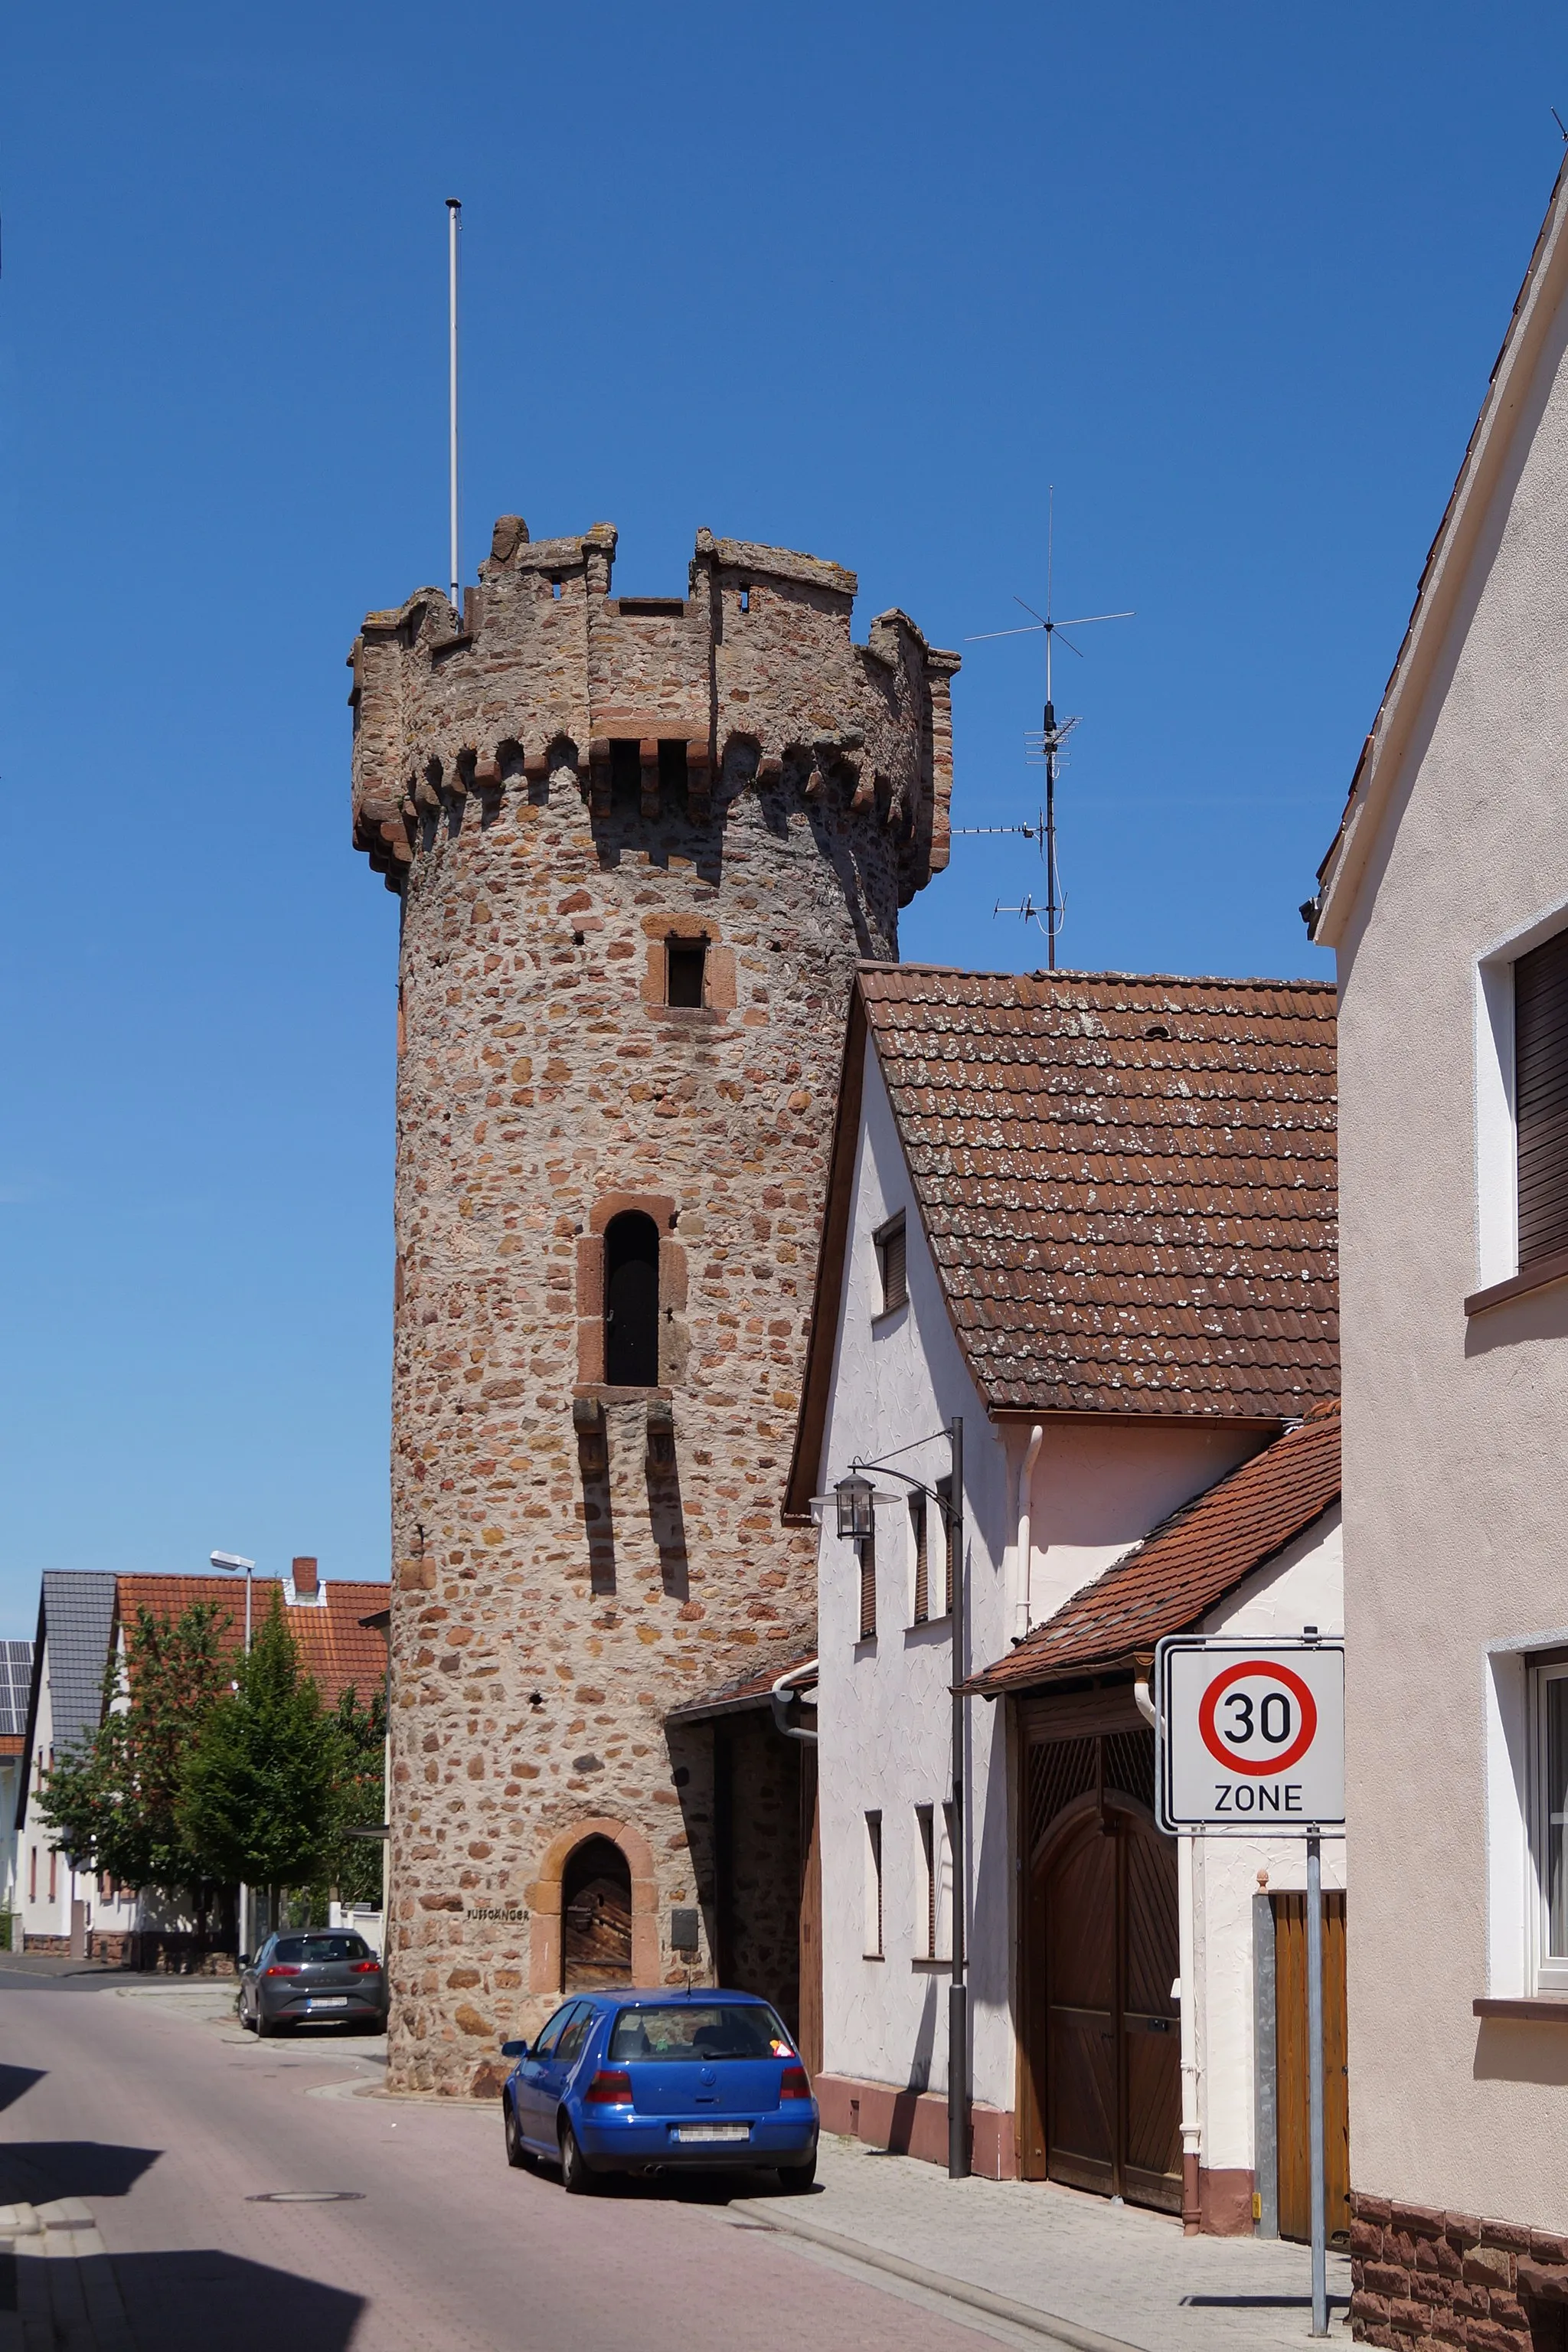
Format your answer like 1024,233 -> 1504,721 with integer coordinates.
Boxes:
446,198 -> 461,610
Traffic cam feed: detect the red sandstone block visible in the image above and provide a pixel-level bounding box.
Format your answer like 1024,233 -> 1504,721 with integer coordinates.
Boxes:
1445,2215 -> 1482,2250
1520,2257 -> 1568,2305
1464,2249 -> 1512,2288
1388,2300 -> 1428,2336
1389,2233 -> 1419,2269
1465,2322 -> 1530,2351
1395,2206 -> 1451,2242
1366,2265 -> 1413,2298
1410,2272 -> 1445,2305
1358,2197 -> 1395,2225
1416,2239 -> 1462,2280
1480,2223 -> 1532,2255
1352,2292 -> 1392,2325
1529,2233 -> 1568,2269
1354,2221 -> 1387,2258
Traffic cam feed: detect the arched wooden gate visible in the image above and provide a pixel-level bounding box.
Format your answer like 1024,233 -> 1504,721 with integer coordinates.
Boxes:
1018,1713 -> 1182,2214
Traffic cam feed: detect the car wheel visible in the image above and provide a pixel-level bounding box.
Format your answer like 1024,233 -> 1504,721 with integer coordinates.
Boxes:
777,2151 -> 817,2194
559,2116 -> 597,2195
504,2094 -> 530,2171
256,2007 -> 279,2040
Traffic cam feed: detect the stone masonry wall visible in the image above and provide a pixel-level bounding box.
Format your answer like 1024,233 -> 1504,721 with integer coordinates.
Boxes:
349,515 -> 957,2094
1350,2190 -> 1568,2349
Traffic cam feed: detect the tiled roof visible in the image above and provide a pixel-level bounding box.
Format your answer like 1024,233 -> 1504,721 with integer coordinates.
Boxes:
665,1647 -> 817,1725
39,1573 -> 119,1756
860,965 -> 1338,1417
969,1398 -> 1341,1695
113,1576 -> 390,1710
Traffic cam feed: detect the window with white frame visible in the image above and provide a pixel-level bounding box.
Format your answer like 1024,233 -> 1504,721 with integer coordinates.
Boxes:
863,1811 -> 884,1958
1533,1658 -> 1568,1991
909,1491 -> 929,1625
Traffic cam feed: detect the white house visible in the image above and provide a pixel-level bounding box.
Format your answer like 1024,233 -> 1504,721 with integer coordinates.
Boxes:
1310,154 -> 1568,2334
17,1573 -> 137,1956
785,962 -> 1339,2229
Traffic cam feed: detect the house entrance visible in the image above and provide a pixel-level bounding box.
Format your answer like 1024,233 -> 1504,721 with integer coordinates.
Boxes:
1018,1723 -> 1182,2213
561,1836 -> 633,1990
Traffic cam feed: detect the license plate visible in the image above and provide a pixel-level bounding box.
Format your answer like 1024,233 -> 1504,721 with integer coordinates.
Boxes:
675,2124 -> 749,2144
308,1997 -> 348,2008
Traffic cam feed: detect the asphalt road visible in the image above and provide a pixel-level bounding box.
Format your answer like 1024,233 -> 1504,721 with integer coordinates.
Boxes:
0,1982 -> 1000,2352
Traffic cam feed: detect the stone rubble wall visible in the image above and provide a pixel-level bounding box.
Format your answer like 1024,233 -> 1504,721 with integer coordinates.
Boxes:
348,514 -> 957,2094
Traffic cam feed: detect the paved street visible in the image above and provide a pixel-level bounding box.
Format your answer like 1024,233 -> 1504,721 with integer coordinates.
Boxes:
0,1980 -> 1348,2352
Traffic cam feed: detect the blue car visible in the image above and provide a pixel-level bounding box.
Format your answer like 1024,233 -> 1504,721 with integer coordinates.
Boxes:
499,1988 -> 818,2194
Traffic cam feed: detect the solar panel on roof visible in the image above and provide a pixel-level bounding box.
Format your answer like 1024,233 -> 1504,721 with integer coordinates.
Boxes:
0,1643 -> 32,1737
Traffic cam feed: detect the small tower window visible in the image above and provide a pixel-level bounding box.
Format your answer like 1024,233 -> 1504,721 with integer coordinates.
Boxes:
739,586 -> 751,613
550,577 -> 563,599
604,1211 -> 660,1388
609,740 -> 641,804
666,938 -> 706,1008
658,741 -> 689,801
874,1214 -> 907,1315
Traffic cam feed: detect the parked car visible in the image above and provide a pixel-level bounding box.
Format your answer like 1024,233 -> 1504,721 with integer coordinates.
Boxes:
237,1931 -> 388,2037
499,1989 -> 818,2194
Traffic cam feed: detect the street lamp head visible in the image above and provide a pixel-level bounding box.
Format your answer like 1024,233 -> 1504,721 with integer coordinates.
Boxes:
834,1473 -> 875,1545
210,1551 -> 255,1573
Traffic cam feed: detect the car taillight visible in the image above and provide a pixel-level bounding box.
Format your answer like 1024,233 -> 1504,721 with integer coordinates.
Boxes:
349,1960 -> 381,1973
264,1964 -> 302,1977
780,2065 -> 812,2099
583,2069 -> 633,2105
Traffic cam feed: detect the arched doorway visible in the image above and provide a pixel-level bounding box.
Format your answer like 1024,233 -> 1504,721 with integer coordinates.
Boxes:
604,1212 -> 660,1387
1021,1757 -> 1181,2213
560,1835 -> 633,1991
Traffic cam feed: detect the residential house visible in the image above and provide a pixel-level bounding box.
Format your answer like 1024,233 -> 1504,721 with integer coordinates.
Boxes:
1309,155 -> 1568,2336
18,1561 -> 389,1964
785,962 -> 1338,2223
0,1643 -> 34,1936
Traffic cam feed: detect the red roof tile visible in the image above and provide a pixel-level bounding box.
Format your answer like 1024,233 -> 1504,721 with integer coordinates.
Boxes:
968,1398 -> 1340,1695
859,965 -> 1338,1418
113,1576 -> 390,1710
665,1646 -> 816,1724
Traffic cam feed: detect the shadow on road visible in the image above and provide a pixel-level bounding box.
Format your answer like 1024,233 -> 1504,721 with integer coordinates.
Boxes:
0,2141 -> 161,2203
0,2067 -> 45,2115
110,2249 -> 364,2352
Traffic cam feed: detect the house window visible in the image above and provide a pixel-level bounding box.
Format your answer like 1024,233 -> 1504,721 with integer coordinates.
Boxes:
863,1812 -> 884,1958
1514,926 -> 1568,1270
936,1474 -> 956,1617
874,1213 -> 907,1315
910,1492 -> 929,1625
47,1851 -> 56,1903
28,1848 -> 34,1903
1534,1660 -> 1568,1991
666,937 -> 706,1008
858,1517 -> 877,1642
603,1211 -> 661,1388
916,1804 -> 954,1960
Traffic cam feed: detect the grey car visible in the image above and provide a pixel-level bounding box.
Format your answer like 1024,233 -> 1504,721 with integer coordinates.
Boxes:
237,1931 -> 388,2037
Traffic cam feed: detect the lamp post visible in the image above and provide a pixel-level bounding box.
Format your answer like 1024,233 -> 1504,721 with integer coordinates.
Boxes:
211,1550 -> 256,1955
835,1416 -> 967,2178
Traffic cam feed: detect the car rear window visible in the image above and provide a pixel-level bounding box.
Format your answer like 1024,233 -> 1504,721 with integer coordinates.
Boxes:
272,1935 -> 373,1964
607,2003 -> 795,2063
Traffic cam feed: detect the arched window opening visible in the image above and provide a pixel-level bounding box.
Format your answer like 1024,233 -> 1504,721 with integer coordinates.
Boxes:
561,1835 -> 633,1990
605,1211 -> 660,1388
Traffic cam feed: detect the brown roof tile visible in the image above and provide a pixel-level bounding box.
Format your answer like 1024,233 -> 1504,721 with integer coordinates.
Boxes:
113,1576 -> 390,1710
969,1398 -> 1341,1695
860,965 -> 1337,1418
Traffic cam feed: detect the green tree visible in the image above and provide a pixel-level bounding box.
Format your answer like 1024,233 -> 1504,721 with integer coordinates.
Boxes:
41,1602 -> 230,1909
178,1594 -> 340,1917
327,1681 -> 388,1908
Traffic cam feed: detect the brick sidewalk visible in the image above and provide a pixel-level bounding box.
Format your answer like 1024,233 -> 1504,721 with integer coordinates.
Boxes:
733,2138 -> 1352,2352
0,2201 -> 134,2352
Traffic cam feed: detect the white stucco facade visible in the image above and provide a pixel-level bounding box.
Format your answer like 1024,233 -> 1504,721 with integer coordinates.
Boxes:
18,1645 -> 136,1952
1314,174 -> 1568,2235
812,1044 -> 1344,2209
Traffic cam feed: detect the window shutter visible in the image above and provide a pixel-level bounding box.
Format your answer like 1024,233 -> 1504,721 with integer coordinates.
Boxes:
910,1494 -> 928,1625
937,1475 -> 956,1616
883,1220 -> 906,1312
858,1524 -> 877,1642
1517,928 -> 1568,1267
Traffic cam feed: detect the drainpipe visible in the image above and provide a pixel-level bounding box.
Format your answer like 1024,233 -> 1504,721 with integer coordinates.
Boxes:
1134,1673 -> 1200,2234
1012,1426 -> 1044,1643
771,1661 -> 818,1744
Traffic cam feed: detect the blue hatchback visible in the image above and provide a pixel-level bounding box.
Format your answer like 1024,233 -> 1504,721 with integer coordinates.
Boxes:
499,1988 -> 819,2194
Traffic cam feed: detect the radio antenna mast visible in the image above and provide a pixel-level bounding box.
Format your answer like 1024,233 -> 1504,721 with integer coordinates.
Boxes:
964,489 -> 1132,969
446,198 -> 462,610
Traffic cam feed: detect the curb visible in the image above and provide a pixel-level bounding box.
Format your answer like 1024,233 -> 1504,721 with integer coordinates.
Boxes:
727,2201 -> 1143,2352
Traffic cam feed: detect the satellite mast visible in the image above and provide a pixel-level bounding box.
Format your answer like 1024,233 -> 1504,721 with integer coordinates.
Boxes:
963,489 -> 1132,969
446,198 -> 462,610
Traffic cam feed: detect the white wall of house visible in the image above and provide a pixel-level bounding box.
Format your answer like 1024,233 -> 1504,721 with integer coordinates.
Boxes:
1321,194 -> 1568,2232
19,1637 -> 136,1949
816,1046 -> 1303,2161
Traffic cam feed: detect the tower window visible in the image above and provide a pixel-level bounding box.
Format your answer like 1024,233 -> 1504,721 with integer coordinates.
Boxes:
666,938 -> 706,1008
550,577 -> 563,599
604,1211 -> 661,1388
740,586 -> 751,613
609,740 -> 641,803
874,1213 -> 907,1315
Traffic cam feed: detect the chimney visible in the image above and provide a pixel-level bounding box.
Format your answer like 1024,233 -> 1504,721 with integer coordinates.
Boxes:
291,1556 -> 319,1600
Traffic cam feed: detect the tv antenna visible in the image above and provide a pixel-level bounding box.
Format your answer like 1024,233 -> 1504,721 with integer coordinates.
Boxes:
961,490 -> 1132,969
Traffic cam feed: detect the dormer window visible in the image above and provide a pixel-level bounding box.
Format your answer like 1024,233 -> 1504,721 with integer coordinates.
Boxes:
874,1214 -> 907,1315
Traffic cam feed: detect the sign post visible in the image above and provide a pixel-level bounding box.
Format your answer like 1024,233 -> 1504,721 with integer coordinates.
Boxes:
1155,1635 -> 1344,2341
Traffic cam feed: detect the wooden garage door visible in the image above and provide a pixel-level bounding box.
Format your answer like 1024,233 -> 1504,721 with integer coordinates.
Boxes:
1273,1891 -> 1349,2244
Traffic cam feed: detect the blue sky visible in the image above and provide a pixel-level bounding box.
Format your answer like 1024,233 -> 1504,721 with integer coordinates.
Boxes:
2,3 -> 1564,1626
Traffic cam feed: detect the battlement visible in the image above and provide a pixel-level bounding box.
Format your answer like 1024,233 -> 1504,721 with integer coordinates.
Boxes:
348,515 -> 959,908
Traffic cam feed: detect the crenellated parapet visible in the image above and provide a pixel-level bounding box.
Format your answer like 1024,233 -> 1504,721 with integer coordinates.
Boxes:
348,515 -> 959,907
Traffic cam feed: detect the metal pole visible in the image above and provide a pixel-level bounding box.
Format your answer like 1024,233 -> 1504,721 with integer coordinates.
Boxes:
1306,1830 -> 1328,2337
948,1416 -> 969,2179
446,198 -> 461,610
244,1565 -> 252,1656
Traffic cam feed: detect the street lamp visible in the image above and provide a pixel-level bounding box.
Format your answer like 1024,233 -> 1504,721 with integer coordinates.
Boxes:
835,1420 -> 968,2179
210,1551 -> 256,1654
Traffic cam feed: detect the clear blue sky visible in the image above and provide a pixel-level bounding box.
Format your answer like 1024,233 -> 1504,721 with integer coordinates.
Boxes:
2,3 -> 1563,1626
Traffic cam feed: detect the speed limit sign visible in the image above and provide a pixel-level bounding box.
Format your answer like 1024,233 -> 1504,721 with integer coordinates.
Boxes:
1155,1637 -> 1344,1833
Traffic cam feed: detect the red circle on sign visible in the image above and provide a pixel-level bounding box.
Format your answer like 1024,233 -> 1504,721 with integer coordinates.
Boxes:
1197,1660 -> 1318,1777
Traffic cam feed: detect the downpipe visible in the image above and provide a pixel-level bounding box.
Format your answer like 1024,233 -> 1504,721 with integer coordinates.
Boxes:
1134,1671 -> 1201,2235
771,1661 -> 818,1743
1011,1425 -> 1044,1644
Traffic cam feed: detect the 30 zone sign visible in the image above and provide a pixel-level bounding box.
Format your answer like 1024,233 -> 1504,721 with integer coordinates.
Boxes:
1155,1638 -> 1344,1834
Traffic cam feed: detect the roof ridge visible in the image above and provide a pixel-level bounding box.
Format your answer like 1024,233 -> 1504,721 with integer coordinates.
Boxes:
861,965 -> 1337,995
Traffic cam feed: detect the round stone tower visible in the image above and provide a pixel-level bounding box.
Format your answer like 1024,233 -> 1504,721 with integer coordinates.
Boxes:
349,514 -> 958,2093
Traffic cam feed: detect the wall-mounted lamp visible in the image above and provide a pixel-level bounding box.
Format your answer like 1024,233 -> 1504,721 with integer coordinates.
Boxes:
834,1473 -> 874,1544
